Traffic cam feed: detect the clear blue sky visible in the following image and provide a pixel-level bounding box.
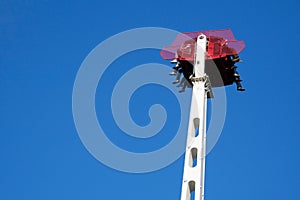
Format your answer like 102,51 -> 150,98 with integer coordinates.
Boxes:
1,0 -> 300,199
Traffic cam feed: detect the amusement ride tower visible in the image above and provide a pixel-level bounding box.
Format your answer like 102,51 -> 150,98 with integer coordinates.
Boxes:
161,29 -> 245,200
179,34 -> 208,200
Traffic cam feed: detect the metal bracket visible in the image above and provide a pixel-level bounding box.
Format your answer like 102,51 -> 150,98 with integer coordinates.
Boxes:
191,76 -> 207,83
190,75 -> 214,98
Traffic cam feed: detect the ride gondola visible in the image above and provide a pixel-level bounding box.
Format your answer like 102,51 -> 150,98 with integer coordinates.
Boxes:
160,29 -> 246,93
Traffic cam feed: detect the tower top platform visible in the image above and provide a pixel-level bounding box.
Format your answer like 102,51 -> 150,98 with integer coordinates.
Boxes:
160,29 -> 245,61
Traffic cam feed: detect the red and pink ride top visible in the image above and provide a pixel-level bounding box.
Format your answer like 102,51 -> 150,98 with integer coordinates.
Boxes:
160,29 -> 245,61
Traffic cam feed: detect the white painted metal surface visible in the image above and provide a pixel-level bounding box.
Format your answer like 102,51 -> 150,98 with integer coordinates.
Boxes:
180,34 -> 208,200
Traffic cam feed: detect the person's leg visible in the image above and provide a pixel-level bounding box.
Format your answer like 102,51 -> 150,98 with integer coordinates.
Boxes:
177,76 -> 185,87
169,71 -> 177,75
233,71 -> 245,91
172,68 -> 183,84
232,54 -> 242,62
169,62 -> 181,75
179,80 -> 187,93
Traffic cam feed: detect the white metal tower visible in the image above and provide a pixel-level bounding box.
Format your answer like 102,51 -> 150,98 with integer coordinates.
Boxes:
180,34 -> 208,200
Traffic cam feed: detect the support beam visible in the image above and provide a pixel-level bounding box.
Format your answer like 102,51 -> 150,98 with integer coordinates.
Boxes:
180,34 -> 208,200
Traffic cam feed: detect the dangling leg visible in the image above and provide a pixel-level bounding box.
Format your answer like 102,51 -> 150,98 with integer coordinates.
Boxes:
169,62 -> 181,76
233,69 -> 245,91
232,54 -> 242,63
169,71 -> 177,76
179,79 -> 188,93
236,80 -> 245,91
172,68 -> 183,84
172,72 -> 181,84
177,76 -> 185,87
